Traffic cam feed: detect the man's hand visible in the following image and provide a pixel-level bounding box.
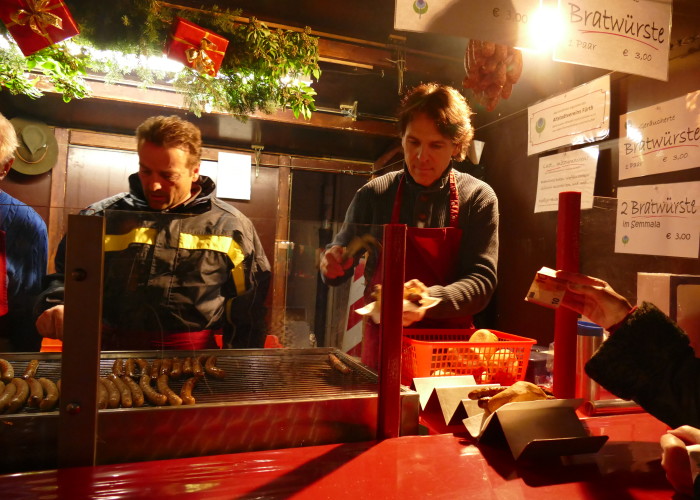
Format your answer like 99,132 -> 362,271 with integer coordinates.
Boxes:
402,279 -> 429,327
320,245 -> 353,279
556,271 -> 633,329
660,425 -> 700,496
35,305 -> 65,340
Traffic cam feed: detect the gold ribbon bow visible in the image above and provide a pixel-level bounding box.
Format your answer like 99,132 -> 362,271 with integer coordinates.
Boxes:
9,0 -> 63,40
184,37 -> 219,76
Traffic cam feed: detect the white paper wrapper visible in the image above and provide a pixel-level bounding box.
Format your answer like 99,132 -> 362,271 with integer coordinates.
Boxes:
355,296 -> 441,324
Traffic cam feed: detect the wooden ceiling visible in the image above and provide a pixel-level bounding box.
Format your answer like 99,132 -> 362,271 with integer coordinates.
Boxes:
1,0 -> 699,169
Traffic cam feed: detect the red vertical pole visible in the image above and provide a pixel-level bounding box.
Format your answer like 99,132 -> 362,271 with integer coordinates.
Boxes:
377,224 -> 406,440
553,191 -> 580,399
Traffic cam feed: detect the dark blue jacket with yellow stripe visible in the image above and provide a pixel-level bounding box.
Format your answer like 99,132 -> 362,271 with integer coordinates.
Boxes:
36,174 -> 271,350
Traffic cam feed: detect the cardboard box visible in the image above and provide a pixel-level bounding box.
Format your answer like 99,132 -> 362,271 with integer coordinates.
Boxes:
637,272 -> 700,354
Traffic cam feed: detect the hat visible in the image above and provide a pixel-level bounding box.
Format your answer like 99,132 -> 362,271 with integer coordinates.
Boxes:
10,117 -> 58,175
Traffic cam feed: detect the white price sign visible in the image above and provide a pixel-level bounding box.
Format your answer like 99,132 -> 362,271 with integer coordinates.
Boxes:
615,182 -> 700,259
394,0 -> 539,48
554,0 -> 672,81
619,91 -> 700,180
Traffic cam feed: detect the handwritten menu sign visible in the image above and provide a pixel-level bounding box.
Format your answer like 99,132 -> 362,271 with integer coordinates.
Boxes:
554,0 -> 672,81
534,146 -> 598,213
393,0 -> 539,48
528,75 -> 610,156
615,182 -> 700,259
619,91 -> 700,180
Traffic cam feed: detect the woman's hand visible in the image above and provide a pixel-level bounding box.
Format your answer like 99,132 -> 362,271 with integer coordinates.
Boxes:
319,245 -> 353,279
555,271 -> 633,330
660,425 -> 700,496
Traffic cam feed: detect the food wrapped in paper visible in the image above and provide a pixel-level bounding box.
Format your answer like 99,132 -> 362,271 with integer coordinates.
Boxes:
355,295 -> 441,324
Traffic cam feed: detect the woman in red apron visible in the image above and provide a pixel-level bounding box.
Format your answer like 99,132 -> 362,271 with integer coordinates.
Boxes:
321,83 -> 499,370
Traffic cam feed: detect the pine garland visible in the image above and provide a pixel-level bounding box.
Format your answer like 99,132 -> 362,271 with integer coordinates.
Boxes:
0,0 -> 320,119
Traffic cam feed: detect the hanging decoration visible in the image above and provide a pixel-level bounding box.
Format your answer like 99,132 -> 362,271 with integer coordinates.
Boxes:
0,0 -> 79,56
0,0 -> 321,120
166,17 -> 227,77
462,39 -> 523,112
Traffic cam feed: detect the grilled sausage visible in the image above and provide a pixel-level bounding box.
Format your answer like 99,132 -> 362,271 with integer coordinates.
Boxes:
8,378 -> 30,413
202,355 -> 225,379
192,356 -> 204,378
121,375 -> 144,407
134,358 -> 149,377
159,358 -> 172,377
150,359 -> 162,380
26,377 -> 43,408
107,373 -> 132,408
22,359 -> 40,380
0,358 -> 14,383
139,375 -> 167,406
38,378 -> 59,411
0,380 -> 17,412
182,357 -> 193,376
96,378 -> 108,409
169,357 -> 182,379
157,374 -> 182,406
112,358 -> 125,377
124,358 -> 136,378
180,376 -> 200,406
328,353 -> 352,375
100,377 -> 120,409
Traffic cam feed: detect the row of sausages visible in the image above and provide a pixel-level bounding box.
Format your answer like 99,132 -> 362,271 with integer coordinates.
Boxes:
0,359 -> 60,413
0,355 -> 227,413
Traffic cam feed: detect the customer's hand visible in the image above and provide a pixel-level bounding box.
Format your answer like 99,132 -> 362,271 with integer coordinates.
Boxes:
320,245 -> 353,279
555,271 -> 633,329
660,425 -> 700,496
35,305 -> 64,340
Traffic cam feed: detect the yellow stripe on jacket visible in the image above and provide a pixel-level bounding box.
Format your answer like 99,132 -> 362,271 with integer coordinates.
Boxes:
103,228 -> 246,295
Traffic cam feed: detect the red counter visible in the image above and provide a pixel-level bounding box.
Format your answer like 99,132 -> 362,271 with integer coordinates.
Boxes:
0,412 -> 675,499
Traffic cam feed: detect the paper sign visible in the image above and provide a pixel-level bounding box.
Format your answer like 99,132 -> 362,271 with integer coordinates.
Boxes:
394,0 -> 539,48
534,146 -> 598,213
619,91 -> 700,180
528,75 -> 610,156
554,0 -> 671,82
216,152 -> 251,200
615,182 -> 700,259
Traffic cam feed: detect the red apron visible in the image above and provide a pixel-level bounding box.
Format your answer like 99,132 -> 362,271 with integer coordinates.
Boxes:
361,171 -> 473,369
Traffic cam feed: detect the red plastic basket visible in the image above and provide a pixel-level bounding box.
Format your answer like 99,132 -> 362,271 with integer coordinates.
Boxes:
401,329 -> 536,387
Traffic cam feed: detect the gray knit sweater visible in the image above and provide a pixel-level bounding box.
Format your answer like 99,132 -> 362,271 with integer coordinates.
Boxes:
327,166 -> 499,320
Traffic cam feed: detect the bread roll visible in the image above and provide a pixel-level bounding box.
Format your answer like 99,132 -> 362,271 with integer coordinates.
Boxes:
482,381 -> 553,414
469,329 -> 499,344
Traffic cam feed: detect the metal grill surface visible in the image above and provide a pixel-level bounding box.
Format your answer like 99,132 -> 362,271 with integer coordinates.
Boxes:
0,348 -> 378,411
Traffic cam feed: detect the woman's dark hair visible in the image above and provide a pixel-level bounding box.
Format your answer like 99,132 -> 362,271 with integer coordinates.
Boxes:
397,83 -> 474,161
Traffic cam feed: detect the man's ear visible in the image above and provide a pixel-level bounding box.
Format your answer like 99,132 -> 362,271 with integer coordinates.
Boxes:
0,157 -> 13,180
192,163 -> 200,181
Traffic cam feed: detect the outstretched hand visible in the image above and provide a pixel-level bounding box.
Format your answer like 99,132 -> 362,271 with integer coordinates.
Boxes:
555,271 -> 633,330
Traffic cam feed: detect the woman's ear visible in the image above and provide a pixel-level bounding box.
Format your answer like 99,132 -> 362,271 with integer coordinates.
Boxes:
0,157 -> 13,180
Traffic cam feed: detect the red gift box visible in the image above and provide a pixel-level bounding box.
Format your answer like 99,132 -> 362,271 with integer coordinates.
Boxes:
166,17 -> 228,77
0,0 -> 79,56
